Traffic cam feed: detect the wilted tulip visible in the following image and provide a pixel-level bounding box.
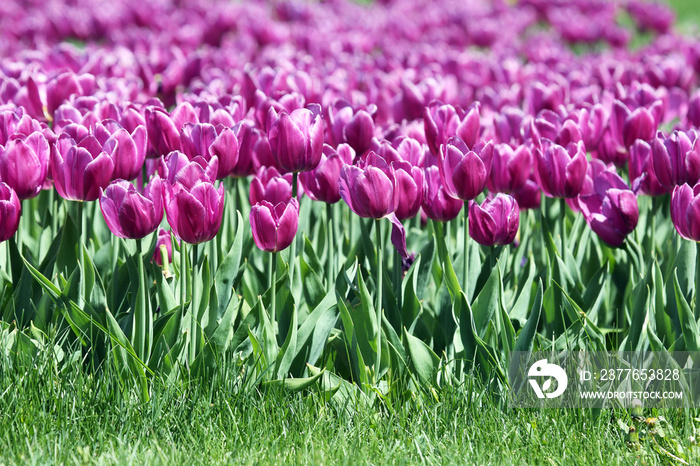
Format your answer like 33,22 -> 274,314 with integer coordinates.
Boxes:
250,166 -> 294,206
578,168 -> 639,247
423,101 -> 480,157
534,140 -> 588,198
51,131 -> 115,201
268,107 -> 324,173
671,183 -> 700,242
164,175 -> 225,245
180,123 -> 240,180
422,165 -> 462,222
249,198 -> 299,252
487,143 -> 532,194
469,194 -> 520,246
439,136 -> 494,201
0,182 -> 21,242
650,130 -> 700,192
0,131 -> 49,199
100,177 -> 164,239
299,144 -> 353,204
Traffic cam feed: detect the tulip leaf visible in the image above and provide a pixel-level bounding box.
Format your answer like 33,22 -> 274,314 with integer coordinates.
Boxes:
673,270 -> 700,352
303,235 -> 323,278
653,260 -> 674,346
56,212 -> 81,280
275,302 -> 297,378
291,289 -> 338,375
508,259 -> 536,324
415,237 -> 435,301
262,369 -> 325,392
214,211 -> 244,320
355,268 -> 379,362
336,291 -> 369,386
471,265 -> 501,338
401,255 -> 422,331
665,239 -> 696,334
403,326 -> 440,387
513,279 -> 543,355
581,262 -> 608,323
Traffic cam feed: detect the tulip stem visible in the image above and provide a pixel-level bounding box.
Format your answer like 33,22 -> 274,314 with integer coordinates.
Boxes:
560,198 -> 567,255
326,203 -> 334,287
135,239 -> 147,363
111,237 -> 119,310
394,250 -> 402,311
463,201 -> 470,297
696,241 -> 700,309
180,241 -> 187,312
270,252 -> 278,327
288,172 -> 299,287
374,218 -> 383,382
189,243 -> 199,365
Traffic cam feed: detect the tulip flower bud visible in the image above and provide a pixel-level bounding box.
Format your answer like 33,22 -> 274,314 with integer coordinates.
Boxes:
671,182 -> 700,241
650,130 -> 700,192
299,144 -> 353,204
534,140 -> 588,199
424,101 -> 480,157
468,194 -> 519,246
492,106 -> 526,146
51,131 -> 115,202
152,228 -> 177,267
250,166 -> 293,206
99,177 -> 164,240
164,176 -> 225,245
422,165 -> 462,222
268,107 -> 324,173
487,143 -> 532,194
439,136 -> 494,201
250,198 -> 299,253
0,182 -> 21,242
0,131 -> 50,200
180,123 -> 240,180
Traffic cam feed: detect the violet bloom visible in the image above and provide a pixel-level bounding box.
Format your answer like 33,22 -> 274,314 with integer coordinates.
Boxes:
0,131 -> 49,200
578,168 -> 639,247
439,136 -> 494,201
164,170 -> 225,245
423,101 -> 480,157
230,122 -> 270,177
299,144 -> 353,204
534,140 -> 588,199
99,178 -> 164,239
422,165 -> 462,222
629,140 -> 665,196
393,160 -> 424,220
158,151 -> 218,186
0,182 -> 21,242
250,166 -> 294,206
611,100 -> 660,149
152,228 -> 177,266
328,100 -> 375,155
671,183 -> 700,242
487,143 -> 532,194
650,130 -> 700,192
180,123 -> 240,180
512,178 -> 542,211
468,194 -> 519,246
268,107 -> 324,173
93,120 -> 147,182
145,106 -> 181,158
51,131 -> 114,202
250,198 -> 299,252
492,106 -> 526,145
532,109 -> 582,147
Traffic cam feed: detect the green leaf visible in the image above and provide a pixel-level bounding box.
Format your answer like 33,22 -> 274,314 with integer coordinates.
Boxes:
262,368 -> 325,392
471,265 -> 500,337
673,270 -> 700,352
508,260 -> 535,324
275,304 -> 298,378
214,211 -> 244,319
403,326 -> 440,387
513,279 -> 543,354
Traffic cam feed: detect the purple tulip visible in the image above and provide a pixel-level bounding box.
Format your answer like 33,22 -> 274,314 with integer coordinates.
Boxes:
532,109 -> 582,148
687,91 -> 700,128
0,108 -> 45,146
492,106 -> 526,145
93,120 -> 147,182
423,101 -> 480,157
671,183 -> 700,242
164,175 -> 225,245
339,152 -> 398,219
158,151 -> 218,186
468,194 -> 520,246
594,127 -> 628,167
268,107 -> 324,173
299,144 -> 353,204
180,123 -> 240,180
578,168 -> 639,247
439,136 -> 494,202
152,228 -> 177,266
51,131 -> 115,202
650,130 -> 700,192
0,182 -> 21,242
534,140 -> 588,199
100,177 -> 164,240
393,160 -> 424,220
487,143 -> 532,194
328,100 -> 375,155
611,100 -> 661,149
249,199 -> 299,252
250,166 -> 294,206
629,140 -> 665,196
0,131 -> 49,200
422,165 -> 462,222
512,178 -> 542,211
145,106 -> 181,158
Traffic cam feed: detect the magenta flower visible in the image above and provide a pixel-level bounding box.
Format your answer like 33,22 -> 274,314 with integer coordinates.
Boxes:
469,194 -> 520,246
299,144 -> 353,204
180,123 -> 240,180
439,136 -> 494,201
250,166 -> 294,206
339,152 -> 398,219
164,174 -> 225,245
250,199 -> 299,252
487,143 -> 532,194
328,100 -> 375,155
233,122 -> 273,177
268,107 -> 324,173
51,131 -> 115,202
629,140 -> 665,196
422,165 -> 462,222
650,130 -> 700,192
423,101 -> 480,157
611,100 -> 661,149
393,160 -> 424,220
145,106 -> 181,158
534,140 -> 588,199
0,182 -> 21,242
152,228 -> 177,266
671,183 -> 700,242
93,120 -> 147,182
100,178 -> 164,240
0,131 -> 49,200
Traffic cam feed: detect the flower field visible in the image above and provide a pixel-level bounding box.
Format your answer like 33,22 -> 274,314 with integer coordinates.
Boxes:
2,0 -> 700,463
